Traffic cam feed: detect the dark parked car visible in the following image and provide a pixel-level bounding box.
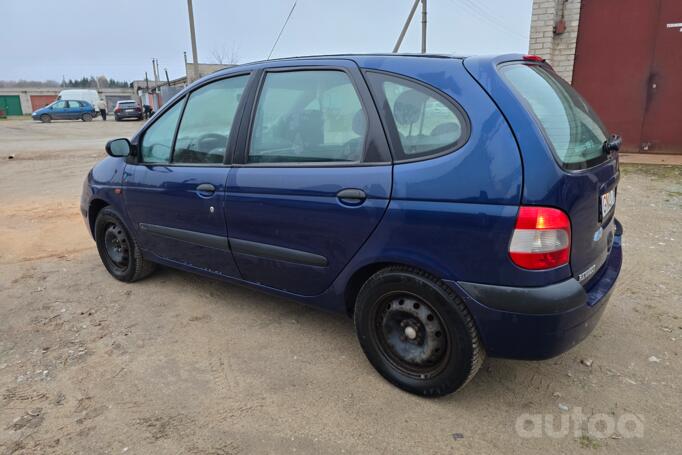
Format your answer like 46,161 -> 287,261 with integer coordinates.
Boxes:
114,100 -> 143,121
81,54 -> 622,396
32,100 -> 96,122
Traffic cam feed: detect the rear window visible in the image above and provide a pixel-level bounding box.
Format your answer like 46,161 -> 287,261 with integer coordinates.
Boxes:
500,63 -> 608,170
119,102 -> 136,107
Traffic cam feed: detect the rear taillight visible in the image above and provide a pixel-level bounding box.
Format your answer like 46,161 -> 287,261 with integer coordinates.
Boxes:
114,108 -> 120,113
509,206 -> 571,270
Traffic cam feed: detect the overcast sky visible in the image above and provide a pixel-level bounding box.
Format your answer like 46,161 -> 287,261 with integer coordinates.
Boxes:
1,0 -> 532,82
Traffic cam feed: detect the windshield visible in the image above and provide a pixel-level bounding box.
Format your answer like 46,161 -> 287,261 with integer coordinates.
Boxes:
500,63 -> 608,170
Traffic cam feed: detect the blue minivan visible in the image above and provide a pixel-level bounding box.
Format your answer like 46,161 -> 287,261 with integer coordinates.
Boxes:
33,99 -> 96,123
81,54 -> 622,396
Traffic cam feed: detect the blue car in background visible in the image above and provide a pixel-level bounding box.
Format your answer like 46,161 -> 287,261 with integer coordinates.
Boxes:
32,99 -> 96,123
81,54 -> 623,396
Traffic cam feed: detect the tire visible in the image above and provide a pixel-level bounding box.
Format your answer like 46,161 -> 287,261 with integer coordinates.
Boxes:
82,113 -> 93,122
354,266 -> 485,397
115,116 -> 120,121
40,114 -> 51,123
94,207 -> 156,282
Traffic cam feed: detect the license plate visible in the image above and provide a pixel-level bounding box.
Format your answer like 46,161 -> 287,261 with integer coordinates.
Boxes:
125,109 -> 134,113
600,188 -> 616,219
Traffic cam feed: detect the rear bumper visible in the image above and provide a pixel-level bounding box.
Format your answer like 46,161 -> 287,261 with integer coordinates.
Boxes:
115,111 -> 142,118
450,220 -> 623,360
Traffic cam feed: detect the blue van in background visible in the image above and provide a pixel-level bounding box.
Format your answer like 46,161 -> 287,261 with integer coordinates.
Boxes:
81,54 -> 622,396
33,99 -> 96,123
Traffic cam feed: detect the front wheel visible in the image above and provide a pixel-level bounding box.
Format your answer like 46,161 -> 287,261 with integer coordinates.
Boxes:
40,114 -> 51,123
82,113 -> 93,122
94,207 -> 155,282
354,266 -> 485,397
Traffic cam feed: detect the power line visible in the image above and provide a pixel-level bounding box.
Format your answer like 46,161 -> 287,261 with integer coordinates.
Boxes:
267,0 -> 297,60
451,0 -> 529,40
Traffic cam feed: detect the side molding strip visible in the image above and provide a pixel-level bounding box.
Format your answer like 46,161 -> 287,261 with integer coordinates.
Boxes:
229,238 -> 328,267
139,223 -> 229,250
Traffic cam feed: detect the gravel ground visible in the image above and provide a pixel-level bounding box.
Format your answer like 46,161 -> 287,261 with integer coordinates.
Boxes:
0,119 -> 680,454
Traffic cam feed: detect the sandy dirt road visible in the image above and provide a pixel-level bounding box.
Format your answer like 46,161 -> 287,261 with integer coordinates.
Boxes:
0,118 -> 680,454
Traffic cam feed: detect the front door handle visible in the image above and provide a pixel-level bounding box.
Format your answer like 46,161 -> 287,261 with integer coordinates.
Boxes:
337,188 -> 367,206
196,183 -> 216,196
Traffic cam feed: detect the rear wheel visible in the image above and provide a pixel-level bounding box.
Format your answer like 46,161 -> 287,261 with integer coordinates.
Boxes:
354,266 -> 485,397
94,207 -> 155,282
82,113 -> 93,122
40,114 -> 51,123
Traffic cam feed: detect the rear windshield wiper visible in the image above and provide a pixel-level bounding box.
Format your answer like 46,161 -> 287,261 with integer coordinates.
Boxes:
602,134 -> 622,154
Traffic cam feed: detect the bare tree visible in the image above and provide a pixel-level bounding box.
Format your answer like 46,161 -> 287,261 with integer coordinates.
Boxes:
211,42 -> 240,65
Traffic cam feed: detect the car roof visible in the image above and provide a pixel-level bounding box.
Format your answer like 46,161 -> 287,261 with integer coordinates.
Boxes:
207,53 -> 470,75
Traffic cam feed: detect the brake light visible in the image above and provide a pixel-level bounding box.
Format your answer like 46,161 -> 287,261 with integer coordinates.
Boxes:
114,108 -> 120,113
509,206 -> 571,270
523,54 -> 545,62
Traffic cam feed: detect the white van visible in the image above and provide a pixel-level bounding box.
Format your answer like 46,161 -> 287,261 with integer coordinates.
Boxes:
58,89 -> 101,111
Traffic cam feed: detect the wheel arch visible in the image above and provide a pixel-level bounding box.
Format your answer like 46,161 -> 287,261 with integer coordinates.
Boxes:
344,260 -> 456,317
88,198 -> 109,238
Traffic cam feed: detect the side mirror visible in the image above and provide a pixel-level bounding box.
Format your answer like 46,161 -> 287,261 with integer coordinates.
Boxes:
105,138 -> 131,157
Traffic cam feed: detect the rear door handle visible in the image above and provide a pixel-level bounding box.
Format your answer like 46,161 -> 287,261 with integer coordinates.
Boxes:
196,183 -> 216,196
337,188 -> 366,206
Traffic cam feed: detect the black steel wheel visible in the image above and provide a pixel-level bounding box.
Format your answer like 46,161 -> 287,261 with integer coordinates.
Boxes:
82,113 -> 93,122
94,207 -> 155,282
354,266 -> 485,397
103,223 -> 130,272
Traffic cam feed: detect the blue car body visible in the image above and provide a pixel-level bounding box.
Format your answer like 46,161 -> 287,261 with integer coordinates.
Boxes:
81,54 -> 622,360
33,99 -> 96,121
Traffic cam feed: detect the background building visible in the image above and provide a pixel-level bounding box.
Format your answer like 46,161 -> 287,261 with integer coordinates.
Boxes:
529,0 -> 682,154
0,87 -> 135,116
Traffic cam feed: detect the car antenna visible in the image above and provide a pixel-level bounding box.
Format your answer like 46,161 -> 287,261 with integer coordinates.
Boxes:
267,0 -> 297,60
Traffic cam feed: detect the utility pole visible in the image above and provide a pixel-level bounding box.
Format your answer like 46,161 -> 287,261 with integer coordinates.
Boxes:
152,59 -> 159,87
392,0 -> 427,54
187,0 -> 199,81
165,68 -> 171,86
421,0 -> 427,54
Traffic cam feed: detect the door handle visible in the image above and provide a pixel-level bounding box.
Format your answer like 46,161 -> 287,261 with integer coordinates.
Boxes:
337,188 -> 367,206
196,183 -> 216,196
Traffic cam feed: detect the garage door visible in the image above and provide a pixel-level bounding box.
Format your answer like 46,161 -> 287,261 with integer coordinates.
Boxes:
573,0 -> 682,154
105,95 -> 132,112
30,95 -> 57,112
0,95 -> 23,115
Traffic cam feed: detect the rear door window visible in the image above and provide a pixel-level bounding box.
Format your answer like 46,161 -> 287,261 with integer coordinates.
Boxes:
499,63 -> 608,170
366,72 -> 467,161
248,70 -> 367,164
